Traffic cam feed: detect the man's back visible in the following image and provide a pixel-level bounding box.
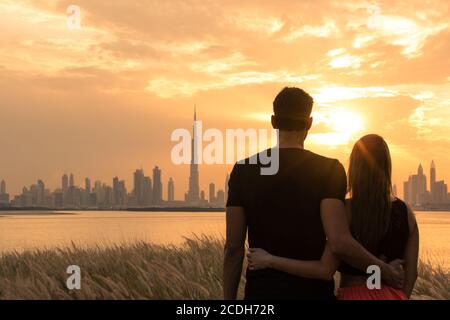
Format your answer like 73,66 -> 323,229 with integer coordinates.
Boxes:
227,148 -> 347,299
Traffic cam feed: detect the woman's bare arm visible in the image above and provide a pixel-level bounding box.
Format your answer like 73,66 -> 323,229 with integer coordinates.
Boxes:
247,244 -> 339,281
402,205 -> 419,298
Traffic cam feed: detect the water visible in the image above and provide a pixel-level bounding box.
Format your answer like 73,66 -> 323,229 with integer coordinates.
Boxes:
0,210 -> 449,269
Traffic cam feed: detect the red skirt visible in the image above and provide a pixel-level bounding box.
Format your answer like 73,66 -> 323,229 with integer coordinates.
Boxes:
337,286 -> 408,300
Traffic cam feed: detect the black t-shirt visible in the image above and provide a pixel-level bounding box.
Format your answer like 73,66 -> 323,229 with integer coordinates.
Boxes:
227,148 -> 347,300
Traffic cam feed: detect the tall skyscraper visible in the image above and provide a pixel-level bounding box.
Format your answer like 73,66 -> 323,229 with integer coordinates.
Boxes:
103,184 -> 112,206
216,190 -> 225,207
434,181 -> 448,204
94,180 -> 103,205
403,164 -> 428,206
428,161 -> 449,204
0,179 -> 8,206
133,169 -> 145,206
118,180 -> 127,207
0,180 -> 5,194
430,160 -> 436,186
153,166 -> 162,204
37,180 -> 45,206
113,176 -> 120,206
430,160 -> 436,202
168,177 -> 175,202
62,174 -> 69,193
417,164 -> 427,199
69,174 -> 74,187
187,106 -> 200,204
143,176 -> 153,205
85,177 -> 91,193
403,180 -> 410,204
209,182 -> 216,204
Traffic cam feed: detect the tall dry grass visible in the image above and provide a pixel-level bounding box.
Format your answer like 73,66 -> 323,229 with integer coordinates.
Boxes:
0,236 -> 448,300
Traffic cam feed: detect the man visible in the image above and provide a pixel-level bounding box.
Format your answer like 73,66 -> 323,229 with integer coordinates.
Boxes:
223,87 -> 403,300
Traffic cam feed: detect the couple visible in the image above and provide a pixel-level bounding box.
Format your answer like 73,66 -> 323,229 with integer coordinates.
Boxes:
223,87 -> 419,300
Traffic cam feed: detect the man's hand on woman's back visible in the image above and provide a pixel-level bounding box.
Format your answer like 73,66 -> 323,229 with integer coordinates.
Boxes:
381,259 -> 405,289
321,199 -> 405,287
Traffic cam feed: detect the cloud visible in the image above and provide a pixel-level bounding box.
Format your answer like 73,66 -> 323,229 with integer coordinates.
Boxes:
311,86 -> 398,104
364,6 -> 448,57
281,20 -> 340,42
329,54 -> 362,69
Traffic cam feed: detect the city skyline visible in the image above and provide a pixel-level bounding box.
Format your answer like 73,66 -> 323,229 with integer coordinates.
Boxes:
0,166 -> 230,209
0,109 -> 229,209
1,157 -> 449,209
0,99 -> 448,208
1,102 -> 449,202
0,99 -> 449,207
403,160 -> 450,209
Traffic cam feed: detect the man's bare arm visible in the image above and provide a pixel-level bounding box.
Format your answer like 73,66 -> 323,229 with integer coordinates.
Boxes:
223,206 -> 247,300
321,199 -> 404,288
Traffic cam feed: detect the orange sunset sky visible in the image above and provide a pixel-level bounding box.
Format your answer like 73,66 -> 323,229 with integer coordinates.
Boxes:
0,0 -> 449,200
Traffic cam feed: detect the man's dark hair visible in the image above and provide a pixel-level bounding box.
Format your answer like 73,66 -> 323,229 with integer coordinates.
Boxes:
272,87 -> 314,131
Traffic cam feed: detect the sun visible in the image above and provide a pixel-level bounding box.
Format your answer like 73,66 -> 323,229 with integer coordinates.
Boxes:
309,109 -> 365,146
331,111 -> 364,135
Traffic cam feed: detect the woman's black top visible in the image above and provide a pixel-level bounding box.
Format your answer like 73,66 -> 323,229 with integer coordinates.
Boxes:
339,198 -> 410,276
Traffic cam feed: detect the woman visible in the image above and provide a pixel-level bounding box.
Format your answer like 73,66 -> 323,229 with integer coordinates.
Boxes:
247,134 -> 419,300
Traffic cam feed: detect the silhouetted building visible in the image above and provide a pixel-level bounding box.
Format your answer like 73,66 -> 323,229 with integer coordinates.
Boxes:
143,176 -> 153,205
216,190 -> 225,207
69,174 -> 74,188
434,181 -> 448,204
404,161 -> 449,208
133,169 -> 145,206
37,180 -> 45,206
209,183 -> 216,204
153,166 -> 162,204
113,176 -> 120,206
62,174 -> 69,193
168,177 -> 175,202
0,180 -> 6,194
429,160 -> 448,204
103,185 -> 113,207
93,180 -> 103,205
430,160 -> 436,195
118,180 -> 127,207
53,191 -> 63,208
200,190 -> 205,203
404,164 -> 427,206
85,177 -> 91,193
0,179 -> 9,206
186,106 -> 200,204
89,192 -> 97,207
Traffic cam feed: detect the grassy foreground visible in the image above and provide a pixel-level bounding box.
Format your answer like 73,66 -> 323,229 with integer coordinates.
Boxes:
0,236 -> 448,300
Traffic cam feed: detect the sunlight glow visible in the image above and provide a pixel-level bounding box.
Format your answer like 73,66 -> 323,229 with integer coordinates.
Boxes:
248,109 -> 365,147
310,110 -> 365,146
331,111 -> 364,135
329,54 -> 361,69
